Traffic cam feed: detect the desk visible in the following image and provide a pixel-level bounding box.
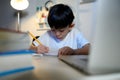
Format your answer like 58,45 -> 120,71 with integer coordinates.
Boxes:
1,56 -> 120,80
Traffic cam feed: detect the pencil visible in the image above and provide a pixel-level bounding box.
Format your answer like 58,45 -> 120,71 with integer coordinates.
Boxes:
28,31 -> 42,45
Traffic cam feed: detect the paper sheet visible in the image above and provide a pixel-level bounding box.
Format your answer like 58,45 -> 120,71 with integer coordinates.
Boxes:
33,50 -> 58,56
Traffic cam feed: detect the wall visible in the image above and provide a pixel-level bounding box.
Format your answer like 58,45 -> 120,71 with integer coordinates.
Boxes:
21,0 -> 51,37
0,0 -> 17,30
78,2 -> 97,42
0,0 -> 96,43
0,0 -> 51,37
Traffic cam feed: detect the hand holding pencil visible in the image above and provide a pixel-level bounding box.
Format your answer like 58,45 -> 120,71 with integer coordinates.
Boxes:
28,31 -> 49,54
28,31 -> 42,45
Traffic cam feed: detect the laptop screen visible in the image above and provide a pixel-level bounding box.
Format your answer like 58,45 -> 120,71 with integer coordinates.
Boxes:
88,0 -> 120,74
60,0 -> 120,75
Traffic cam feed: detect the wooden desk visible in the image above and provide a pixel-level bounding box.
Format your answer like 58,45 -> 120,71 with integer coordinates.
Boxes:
1,56 -> 120,80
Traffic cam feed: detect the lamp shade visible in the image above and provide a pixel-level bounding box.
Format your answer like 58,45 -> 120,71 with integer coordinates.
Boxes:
10,0 -> 29,10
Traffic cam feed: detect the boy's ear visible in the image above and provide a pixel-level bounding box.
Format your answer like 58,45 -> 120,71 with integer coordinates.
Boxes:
69,23 -> 75,28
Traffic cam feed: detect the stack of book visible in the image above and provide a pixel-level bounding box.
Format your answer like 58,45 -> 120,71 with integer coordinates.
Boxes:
0,29 -> 34,77
0,29 -> 31,52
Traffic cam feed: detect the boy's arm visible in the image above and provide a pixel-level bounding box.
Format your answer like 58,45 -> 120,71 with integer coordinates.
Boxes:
58,43 -> 90,56
74,43 -> 90,55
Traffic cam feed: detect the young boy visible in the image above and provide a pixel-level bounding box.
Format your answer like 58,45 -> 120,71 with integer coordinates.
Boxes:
30,4 -> 90,56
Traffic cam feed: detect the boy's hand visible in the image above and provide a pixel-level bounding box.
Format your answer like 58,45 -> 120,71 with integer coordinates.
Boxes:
36,45 -> 49,54
58,46 -> 74,56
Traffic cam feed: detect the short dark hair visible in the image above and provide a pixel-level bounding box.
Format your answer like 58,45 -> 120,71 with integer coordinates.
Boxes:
47,4 -> 74,29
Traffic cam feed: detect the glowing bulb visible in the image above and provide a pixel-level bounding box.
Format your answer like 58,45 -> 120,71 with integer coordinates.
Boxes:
10,0 -> 29,10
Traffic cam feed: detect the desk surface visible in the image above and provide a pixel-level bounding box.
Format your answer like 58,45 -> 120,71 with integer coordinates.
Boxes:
1,56 -> 120,80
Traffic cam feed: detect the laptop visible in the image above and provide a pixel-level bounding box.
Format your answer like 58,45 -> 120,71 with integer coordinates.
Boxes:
59,0 -> 120,75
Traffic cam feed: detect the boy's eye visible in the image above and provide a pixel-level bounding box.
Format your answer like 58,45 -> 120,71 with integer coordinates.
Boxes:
52,30 -> 55,32
51,29 -> 55,32
51,29 -> 64,32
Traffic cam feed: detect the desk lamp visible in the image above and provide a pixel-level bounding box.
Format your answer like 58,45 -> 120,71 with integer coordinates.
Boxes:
10,0 -> 29,31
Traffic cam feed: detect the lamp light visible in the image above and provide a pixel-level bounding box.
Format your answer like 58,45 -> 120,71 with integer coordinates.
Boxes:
10,0 -> 29,31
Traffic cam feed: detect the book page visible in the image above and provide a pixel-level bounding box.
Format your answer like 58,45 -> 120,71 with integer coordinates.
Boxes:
33,50 -> 58,56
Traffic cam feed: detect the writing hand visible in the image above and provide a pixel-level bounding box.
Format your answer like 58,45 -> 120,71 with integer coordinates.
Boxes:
58,46 -> 74,56
36,44 -> 49,54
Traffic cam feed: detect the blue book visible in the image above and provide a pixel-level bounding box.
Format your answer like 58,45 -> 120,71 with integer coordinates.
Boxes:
0,50 -> 35,77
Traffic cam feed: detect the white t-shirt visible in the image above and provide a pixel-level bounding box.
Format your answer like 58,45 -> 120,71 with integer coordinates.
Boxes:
33,28 -> 89,55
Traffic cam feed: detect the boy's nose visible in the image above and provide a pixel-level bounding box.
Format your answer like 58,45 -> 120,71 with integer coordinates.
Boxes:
55,31 -> 61,37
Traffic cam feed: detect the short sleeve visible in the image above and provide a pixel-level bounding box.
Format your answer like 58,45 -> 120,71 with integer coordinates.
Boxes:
76,30 -> 89,48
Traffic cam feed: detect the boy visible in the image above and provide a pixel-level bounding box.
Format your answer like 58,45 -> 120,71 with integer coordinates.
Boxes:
30,4 -> 90,56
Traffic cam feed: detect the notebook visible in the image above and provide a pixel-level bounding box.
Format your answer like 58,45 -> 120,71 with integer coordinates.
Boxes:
59,0 -> 120,75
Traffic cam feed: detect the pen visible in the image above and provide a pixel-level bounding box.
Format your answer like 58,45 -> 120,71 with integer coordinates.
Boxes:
28,31 -> 42,45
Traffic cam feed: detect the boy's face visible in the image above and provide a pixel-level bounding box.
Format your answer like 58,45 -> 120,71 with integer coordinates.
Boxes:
51,24 -> 74,40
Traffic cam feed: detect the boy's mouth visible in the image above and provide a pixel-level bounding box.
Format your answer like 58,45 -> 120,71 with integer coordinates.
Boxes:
57,37 -> 62,39
56,36 -> 63,40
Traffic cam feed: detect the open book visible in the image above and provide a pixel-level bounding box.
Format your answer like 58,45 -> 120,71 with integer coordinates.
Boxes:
0,29 -> 31,52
